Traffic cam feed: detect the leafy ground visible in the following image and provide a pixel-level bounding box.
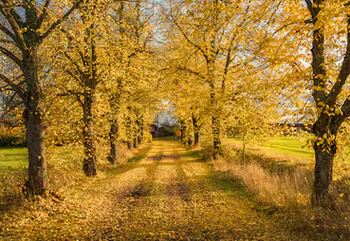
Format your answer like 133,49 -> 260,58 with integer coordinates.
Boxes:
0,140 -> 348,240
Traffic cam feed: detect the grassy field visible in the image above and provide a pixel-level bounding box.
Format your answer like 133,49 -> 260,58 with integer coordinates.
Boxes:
0,136 -> 313,172
263,136 -> 313,160
224,136 -> 350,166
0,148 -> 27,169
225,136 -> 314,163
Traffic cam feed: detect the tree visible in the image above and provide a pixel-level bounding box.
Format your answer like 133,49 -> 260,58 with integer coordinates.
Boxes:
304,0 -> 350,207
0,0 -> 81,196
106,0 -> 157,163
53,0 -> 113,176
267,0 -> 350,208
163,0 -> 281,159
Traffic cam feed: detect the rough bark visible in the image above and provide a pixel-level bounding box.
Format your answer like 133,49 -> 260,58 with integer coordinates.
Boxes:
212,115 -> 221,160
127,141 -> 133,150
80,1 -> 98,176
187,128 -> 193,147
108,120 -> 118,165
192,115 -> 200,146
208,56 -> 222,159
108,80 -> 122,165
22,40 -> 47,196
209,78 -> 222,159
137,121 -> 144,146
82,92 -> 97,176
136,113 -> 144,146
310,115 -> 342,208
133,137 -> 138,149
180,121 -> 187,144
132,115 -> 138,148
24,108 -> 47,196
312,138 -> 336,208
125,113 -> 133,150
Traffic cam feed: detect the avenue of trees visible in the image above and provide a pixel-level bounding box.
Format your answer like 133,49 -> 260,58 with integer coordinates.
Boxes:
1,0 -> 350,209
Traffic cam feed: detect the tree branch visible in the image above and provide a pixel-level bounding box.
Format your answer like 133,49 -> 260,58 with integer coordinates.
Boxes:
0,9 -> 26,50
176,66 -> 206,80
170,16 -> 208,61
9,8 -> 24,29
0,23 -> 16,41
0,38 -> 14,45
327,15 -> 350,106
342,97 -> 350,118
65,69 -> 85,88
0,73 -> 25,99
40,0 -> 82,41
304,0 -> 313,13
0,45 -> 23,70
307,0 -> 327,105
64,52 -> 86,79
60,28 -> 87,67
38,0 -> 52,28
62,89 -> 84,106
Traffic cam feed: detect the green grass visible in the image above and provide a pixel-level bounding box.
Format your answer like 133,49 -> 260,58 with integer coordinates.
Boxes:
0,136 -> 312,171
0,147 -> 27,169
263,136 -> 313,160
225,136 -> 314,161
226,135 -> 350,166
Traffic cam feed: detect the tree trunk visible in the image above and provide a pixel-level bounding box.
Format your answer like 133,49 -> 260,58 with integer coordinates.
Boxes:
312,141 -> 336,208
133,137 -> 138,149
108,81 -> 122,165
209,76 -> 222,159
192,115 -> 199,146
136,114 -> 144,146
125,112 -> 134,150
212,115 -> 221,159
180,121 -> 187,144
24,108 -> 47,196
23,47 -> 47,196
108,120 -> 118,165
82,93 -> 97,176
311,116 -> 339,208
132,117 -> 138,148
187,133 -> 193,147
137,123 -> 144,146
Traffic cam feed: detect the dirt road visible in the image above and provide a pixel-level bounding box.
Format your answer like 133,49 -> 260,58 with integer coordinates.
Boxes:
0,140 -> 326,240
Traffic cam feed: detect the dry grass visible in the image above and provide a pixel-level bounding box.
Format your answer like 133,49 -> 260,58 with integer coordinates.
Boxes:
213,143 -> 350,210
210,145 -> 350,239
213,153 -> 313,207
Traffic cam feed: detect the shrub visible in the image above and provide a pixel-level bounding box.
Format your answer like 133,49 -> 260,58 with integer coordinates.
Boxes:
0,126 -> 25,147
